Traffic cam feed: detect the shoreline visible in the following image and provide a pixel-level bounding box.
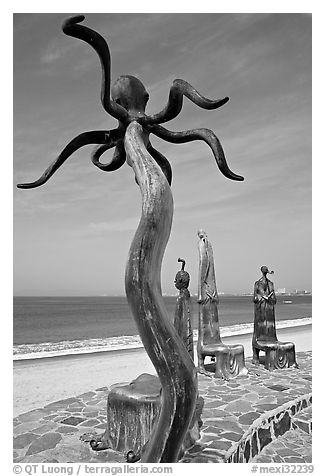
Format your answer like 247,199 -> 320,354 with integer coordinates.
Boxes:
13,317 -> 312,362
13,324 -> 312,417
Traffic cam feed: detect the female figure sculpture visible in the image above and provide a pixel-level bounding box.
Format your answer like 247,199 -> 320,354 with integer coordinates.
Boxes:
17,15 -> 244,461
252,266 -> 297,370
253,266 -> 277,345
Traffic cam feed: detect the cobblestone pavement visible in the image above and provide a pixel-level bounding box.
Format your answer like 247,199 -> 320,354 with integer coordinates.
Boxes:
250,405 -> 312,463
13,351 -> 312,463
251,428 -> 312,463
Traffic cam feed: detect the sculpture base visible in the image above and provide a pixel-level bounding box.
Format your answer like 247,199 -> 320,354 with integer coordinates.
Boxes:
100,373 -> 203,460
104,373 -> 160,456
253,340 -> 298,370
199,342 -> 248,379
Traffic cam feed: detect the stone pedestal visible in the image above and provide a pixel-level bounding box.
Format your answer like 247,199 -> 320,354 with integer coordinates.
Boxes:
106,373 -> 203,459
106,373 -> 160,455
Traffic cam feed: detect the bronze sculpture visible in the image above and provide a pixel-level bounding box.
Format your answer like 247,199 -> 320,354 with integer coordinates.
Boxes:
174,258 -> 194,360
17,16 -> 244,190
197,229 -> 248,379
252,266 -> 298,370
17,15 -> 244,462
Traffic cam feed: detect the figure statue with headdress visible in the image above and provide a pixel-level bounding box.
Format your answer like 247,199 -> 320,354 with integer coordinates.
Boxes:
252,266 -> 298,370
174,258 -> 194,360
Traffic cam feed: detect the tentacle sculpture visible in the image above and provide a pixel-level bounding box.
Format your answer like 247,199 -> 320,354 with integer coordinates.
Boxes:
91,140 -> 126,172
146,142 -> 172,185
149,124 -> 244,181
124,122 -> 197,462
17,15 -> 244,462
62,15 -> 128,122
17,129 -> 120,189
144,79 -> 229,125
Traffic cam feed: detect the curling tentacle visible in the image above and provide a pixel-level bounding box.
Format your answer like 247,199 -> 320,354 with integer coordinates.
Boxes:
17,130 -> 117,189
146,79 -> 229,125
91,141 -> 126,171
149,124 -> 244,181
62,16 -> 129,122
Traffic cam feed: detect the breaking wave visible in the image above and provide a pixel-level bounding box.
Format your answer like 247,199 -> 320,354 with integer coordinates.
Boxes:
13,317 -> 311,361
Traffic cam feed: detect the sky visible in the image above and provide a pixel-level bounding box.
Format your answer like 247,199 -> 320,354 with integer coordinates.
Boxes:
13,12 -> 312,296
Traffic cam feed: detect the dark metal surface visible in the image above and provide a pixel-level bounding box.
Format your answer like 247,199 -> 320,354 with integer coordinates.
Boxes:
124,122 -> 198,462
252,267 -> 298,370
174,259 -> 194,360
197,230 -> 248,379
17,15 -> 243,190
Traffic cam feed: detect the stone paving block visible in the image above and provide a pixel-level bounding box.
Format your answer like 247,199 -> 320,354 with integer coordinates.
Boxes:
224,399 -> 253,413
238,411 -> 261,425
13,433 -> 39,449
14,422 -> 40,436
55,425 -> 80,434
258,395 -> 277,404
25,432 -> 62,456
32,423 -> 59,435
243,393 -> 261,402
212,419 -> 243,433
60,416 -> 86,426
18,409 -> 50,423
21,453 -> 51,463
220,395 -> 243,403
208,439 -> 232,451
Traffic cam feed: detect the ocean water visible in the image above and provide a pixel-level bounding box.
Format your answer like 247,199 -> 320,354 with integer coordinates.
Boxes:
13,294 -> 312,360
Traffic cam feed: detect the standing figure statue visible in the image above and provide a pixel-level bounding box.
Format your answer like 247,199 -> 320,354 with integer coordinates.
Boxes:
174,258 -> 194,360
252,266 -> 298,370
17,15 -> 244,462
197,230 -> 248,379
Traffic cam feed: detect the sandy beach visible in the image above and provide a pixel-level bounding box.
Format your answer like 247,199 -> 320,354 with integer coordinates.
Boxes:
13,324 -> 312,417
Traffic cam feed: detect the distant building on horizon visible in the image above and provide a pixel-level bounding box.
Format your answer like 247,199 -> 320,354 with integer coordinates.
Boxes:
276,288 -> 286,295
